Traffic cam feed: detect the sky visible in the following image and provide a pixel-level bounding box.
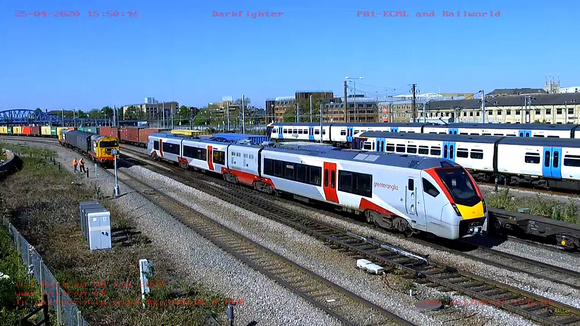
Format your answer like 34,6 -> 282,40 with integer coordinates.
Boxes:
1,0 -> 578,111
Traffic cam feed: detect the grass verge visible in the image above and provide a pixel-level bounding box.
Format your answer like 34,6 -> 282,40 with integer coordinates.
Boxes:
0,144 -> 226,325
485,188 -> 579,224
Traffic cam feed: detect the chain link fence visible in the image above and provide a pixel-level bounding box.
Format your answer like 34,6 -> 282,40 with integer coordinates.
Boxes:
5,220 -> 90,326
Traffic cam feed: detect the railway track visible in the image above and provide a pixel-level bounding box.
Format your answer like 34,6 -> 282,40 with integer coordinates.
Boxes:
115,164 -> 413,326
120,146 -> 580,325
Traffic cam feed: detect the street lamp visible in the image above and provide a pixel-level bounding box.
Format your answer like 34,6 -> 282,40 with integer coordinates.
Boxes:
345,77 -> 363,122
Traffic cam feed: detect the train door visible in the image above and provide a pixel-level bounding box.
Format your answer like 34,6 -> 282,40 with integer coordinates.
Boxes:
278,126 -> 283,139
518,129 -> 531,137
448,128 -> 458,135
323,163 -> 339,203
347,127 -> 354,142
378,138 -> 385,152
405,178 -> 425,227
308,126 -> 315,141
390,127 -> 399,133
542,147 -> 562,178
442,142 -> 456,162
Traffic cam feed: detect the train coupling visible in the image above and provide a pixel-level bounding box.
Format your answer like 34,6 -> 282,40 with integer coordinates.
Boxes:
460,218 -> 486,237
556,234 -> 578,251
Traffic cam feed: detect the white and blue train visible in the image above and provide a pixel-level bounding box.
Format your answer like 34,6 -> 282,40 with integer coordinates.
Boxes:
147,133 -> 487,240
267,122 -> 580,144
352,132 -> 580,189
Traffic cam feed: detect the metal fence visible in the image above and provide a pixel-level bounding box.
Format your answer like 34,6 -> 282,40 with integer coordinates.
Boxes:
6,220 -> 90,326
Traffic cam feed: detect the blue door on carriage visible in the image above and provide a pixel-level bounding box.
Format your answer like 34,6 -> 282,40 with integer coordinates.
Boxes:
542,147 -> 562,178
347,127 -> 354,142
442,142 -> 456,161
308,126 -> 315,140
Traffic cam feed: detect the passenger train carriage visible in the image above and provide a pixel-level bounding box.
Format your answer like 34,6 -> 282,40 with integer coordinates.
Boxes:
148,133 -> 487,240
267,122 -> 580,144
354,132 -> 580,189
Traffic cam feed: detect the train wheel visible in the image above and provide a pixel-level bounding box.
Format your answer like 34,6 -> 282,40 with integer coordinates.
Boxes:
365,210 -> 376,225
179,161 -> 188,169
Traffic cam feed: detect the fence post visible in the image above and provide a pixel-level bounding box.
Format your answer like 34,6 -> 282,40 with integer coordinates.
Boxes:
77,310 -> 82,326
39,259 -> 44,294
58,162 -> 61,170
57,282 -> 62,324
27,244 -> 32,283
86,168 -> 89,178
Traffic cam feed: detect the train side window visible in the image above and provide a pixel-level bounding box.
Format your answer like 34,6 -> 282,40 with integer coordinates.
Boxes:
443,145 -> 448,158
524,153 -> 540,164
293,129 -> 297,134
544,151 -> 550,167
418,146 -> 429,154
457,148 -> 469,158
285,163 -> 295,179
309,166 -> 321,186
338,171 -> 353,193
283,129 -> 288,134
264,158 -> 273,174
298,129 -> 303,134
422,178 -> 440,197
296,164 -> 307,183
450,145 -> 454,159
354,173 -> 372,197
213,150 -> 226,164
460,133 -> 468,135
533,135 -> 545,138
396,144 -> 405,153
163,142 -> 180,154
470,149 -> 484,159
331,170 -> 336,188
153,140 -> 159,150
482,133 -> 491,136
408,179 -> 414,189
564,155 -> 580,167
324,169 -> 329,187
407,145 -> 417,154
363,142 -> 372,150
430,147 -> 441,156
547,136 -> 559,138
386,143 -> 395,152
554,152 -> 559,168
341,130 -> 346,136
494,134 -> 503,136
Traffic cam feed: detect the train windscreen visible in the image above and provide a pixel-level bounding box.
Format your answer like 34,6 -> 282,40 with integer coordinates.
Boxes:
100,141 -> 118,148
435,168 -> 480,206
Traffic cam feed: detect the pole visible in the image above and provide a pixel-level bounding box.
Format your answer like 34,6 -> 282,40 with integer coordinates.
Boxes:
411,84 -> 417,123
344,81 -> 348,122
162,103 -> 165,129
481,90 -> 485,123
296,102 -> 300,123
170,102 -> 174,129
423,100 -> 427,123
319,103 -> 323,143
310,95 -> 313,123
62,108 -> 64,126
113,150 -> 120,197
354,81 -> 357,122
565,101 -> 568,123
226,102 -> 230,131
242,95 -> 245,134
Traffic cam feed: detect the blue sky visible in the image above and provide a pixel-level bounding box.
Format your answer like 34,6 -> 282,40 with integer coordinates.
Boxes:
1,0 -> 578,111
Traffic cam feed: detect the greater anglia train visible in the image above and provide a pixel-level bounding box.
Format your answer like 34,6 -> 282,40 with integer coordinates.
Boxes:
148,133 -> 487,240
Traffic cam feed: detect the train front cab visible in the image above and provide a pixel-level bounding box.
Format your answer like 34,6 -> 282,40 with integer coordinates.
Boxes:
91,136 -> 119,164
423,166 -> 487,239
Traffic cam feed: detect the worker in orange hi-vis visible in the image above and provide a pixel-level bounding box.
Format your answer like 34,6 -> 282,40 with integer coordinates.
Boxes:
73,158 -> 78,172
79,158 -> 85,172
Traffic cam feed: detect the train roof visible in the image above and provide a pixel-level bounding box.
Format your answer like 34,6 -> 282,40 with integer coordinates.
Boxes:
499,137 -> 580,147
67,130 -> 94,138
264,144 -> 459,170
270,122 -> 426,127
358,132 -> 500,144
210,133 -> 270,144
428,123 -> 580,131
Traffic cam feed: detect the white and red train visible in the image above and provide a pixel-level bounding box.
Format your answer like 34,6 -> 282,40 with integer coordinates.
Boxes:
148,133 -> 488,240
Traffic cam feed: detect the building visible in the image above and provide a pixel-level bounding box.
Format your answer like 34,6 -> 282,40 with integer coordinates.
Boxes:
423,93 -> 580,124
384,93 -> 472,122
273,96 -> 295,122
265,98 -> 276,124
144,97 -> 159,104
487,88 -> 546,98
121,101 -> 179,126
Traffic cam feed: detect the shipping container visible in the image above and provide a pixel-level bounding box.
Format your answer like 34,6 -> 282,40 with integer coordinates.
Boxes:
138,128 -> 164,146
99,126 -> 119,140
0,126 -> 7,135
41,126 -> 52,136
22,126 -> 31,135
7,126 -> 13,134
84,127 -> 99,134
171,129 -> 203,136
13,126 -> 22,135
51,126 -> 57,136
30,126 -> 40,136
120,127 -> 140,145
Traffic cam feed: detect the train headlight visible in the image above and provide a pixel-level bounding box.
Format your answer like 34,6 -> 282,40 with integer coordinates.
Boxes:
451,204 -> 462,217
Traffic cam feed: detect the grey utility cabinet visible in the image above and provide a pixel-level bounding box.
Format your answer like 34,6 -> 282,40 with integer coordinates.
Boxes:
79,201 -> 111,250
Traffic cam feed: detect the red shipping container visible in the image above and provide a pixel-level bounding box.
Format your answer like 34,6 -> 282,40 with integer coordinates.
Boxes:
23,126 -> 31,135
120,127 -> 140,144
100,126 -> 119,140
138,128 -> 163,146
30,126 -> 41,136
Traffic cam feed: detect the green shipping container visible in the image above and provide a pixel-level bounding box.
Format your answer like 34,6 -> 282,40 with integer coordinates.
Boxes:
7,126 -> 12,134
51,126 -> 57,136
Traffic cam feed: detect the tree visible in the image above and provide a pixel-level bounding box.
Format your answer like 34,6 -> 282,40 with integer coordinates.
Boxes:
76,110 -> 86,119
101,106 -> 113,118
124,106 -> 141,120
88,109 -> 101,118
